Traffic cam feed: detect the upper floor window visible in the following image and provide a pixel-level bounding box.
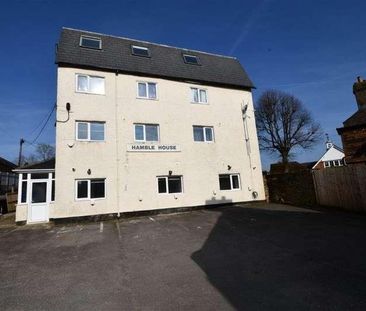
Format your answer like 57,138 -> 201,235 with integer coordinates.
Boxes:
76,121 -> 105,141
137,82 -> 157,99
324,160 -> 344,168
191,87 -> 207,104
183,54 -> 199,65
193,126 -> 214,142
134,124 -> 159,142
76,179 -> 105,200
80,36 -> 102,49
131,45 -> 150,57
157,176 -> 183,194
76,74 -> 105,95
219,174 -> 241,191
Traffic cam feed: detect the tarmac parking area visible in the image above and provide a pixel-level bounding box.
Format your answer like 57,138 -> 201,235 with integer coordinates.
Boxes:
1,203 -> 366,310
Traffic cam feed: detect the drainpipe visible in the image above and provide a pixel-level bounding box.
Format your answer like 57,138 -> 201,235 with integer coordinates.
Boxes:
115,71 -> 121,217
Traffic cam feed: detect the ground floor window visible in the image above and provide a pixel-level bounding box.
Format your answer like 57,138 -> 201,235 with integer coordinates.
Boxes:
219,174 -> 241,190
157,176 -> 183,194
76,179 -> 106,200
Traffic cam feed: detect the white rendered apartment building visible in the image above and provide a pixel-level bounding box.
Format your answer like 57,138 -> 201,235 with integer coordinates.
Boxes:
15,28 -> 264,223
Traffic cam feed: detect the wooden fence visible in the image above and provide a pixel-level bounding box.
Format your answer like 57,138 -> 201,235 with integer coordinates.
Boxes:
312,164 -> 366,211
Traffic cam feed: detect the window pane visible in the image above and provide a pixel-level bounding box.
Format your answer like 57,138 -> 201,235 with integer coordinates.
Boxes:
91,179 -> 105,198
168,177 -> 182,193
32,182 -> 47,203
31,173 -> 49,179
191,88 -> 199,102
232,175 -> 240,189
135,125 -> 144,141
77,75 -> 88,92
193,126 -> 204,141
22,173 -> 27,179
90,123 -> 105,141
158,178 -> 167,193
148,83 -> 157,99
78,123 -> 88,140
132,46 -> 149,57
81,36 -> 101,49
21,181 -> 27,203
184,55 -> 198,64
89,77 -> 105,94
205,127 -> 213,141
219,175 -> 231,190
77,180 -> 88,199
138,83 -> 147,97
51,180 -> 55,201
200,90 -> 207,103
146,125 -> 158,141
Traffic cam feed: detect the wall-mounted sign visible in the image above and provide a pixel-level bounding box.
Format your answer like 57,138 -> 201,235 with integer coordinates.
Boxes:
127,144 -> 181,152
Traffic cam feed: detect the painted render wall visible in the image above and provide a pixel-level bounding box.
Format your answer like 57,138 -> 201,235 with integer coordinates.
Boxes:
52,67 -> 264,219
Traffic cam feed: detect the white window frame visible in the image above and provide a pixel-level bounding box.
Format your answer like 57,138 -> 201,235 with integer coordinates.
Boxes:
324,161 -> 330,168
193,126 -> 214,142
136,81 -> 158,100
134,124 -> 160,142
131,45 -> 150,57
190,87 -> 208,104
219,174 -> 241,191
75,179 -> 106,201
51,172 -> 55,202
76,121 -> 105,142
75,74 -> 105,95
79,35 -> 102,49
157,176 -> 183,194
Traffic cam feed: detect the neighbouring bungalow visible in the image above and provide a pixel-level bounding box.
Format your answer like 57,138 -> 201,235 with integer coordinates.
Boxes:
14,28 -> 265,224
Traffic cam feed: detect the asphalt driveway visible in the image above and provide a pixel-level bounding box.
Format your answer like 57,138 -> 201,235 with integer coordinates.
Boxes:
1,203 -> 366,310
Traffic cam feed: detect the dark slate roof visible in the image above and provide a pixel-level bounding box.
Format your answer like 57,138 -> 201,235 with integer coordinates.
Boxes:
0,157 -> 16,172
19,158 -> 55,170
343,109 -> 366,128
56,28 -> 254,90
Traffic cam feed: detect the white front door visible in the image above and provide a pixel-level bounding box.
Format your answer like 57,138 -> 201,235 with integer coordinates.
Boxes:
28,181 -> 49,223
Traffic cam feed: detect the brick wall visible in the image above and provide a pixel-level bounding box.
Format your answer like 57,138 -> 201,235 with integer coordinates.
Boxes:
266,170 -> 317,207
340,127 -> 366,163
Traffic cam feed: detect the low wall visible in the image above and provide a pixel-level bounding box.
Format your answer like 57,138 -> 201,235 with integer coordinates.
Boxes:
266,170 -> 317,207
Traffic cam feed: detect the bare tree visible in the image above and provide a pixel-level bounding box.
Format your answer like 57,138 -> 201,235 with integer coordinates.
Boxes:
255,90 -> 322,163
35,143 -> 55,161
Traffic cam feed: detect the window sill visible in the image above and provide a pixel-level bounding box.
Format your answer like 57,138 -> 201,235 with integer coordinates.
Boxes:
133,141 -> 160,144
75,91 -> 105,96
75,197 -> 106,202
76,140 -> 106,143
136,97 -> 159,101
190,101 -> 209,105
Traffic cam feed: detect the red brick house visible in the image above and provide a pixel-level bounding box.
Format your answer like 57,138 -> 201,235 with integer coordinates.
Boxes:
337,77 -> 366,164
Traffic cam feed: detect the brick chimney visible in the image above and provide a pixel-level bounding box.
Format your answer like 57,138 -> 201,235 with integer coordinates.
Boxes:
353,76 -> 366,110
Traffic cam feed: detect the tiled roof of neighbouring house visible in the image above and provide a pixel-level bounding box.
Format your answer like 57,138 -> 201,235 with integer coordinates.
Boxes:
0,157 -> 17,172
56,28 -> 254,90
18,158 -> 55,170
343,109 -> 366,128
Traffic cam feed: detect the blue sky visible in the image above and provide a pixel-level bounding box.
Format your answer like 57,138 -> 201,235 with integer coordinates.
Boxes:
1,0 -> 365,169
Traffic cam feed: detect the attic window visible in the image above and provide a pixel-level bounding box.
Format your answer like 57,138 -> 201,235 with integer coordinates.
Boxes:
131,45 -> 150,57
80,36 -> 102,49
183,54 -> 199,65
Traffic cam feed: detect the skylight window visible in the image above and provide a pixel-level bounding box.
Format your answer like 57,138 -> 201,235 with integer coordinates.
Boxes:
80,36 -> 102,49
131,45 -> 150,57
183,54 -> 199,65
